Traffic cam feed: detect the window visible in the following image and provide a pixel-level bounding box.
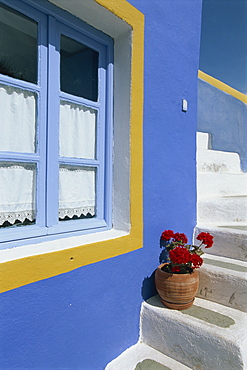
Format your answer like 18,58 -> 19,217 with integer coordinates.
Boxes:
0,0 -> 113,246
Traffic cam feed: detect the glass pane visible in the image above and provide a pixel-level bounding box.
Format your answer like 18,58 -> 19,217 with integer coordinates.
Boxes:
0,4 -> 38,84
0,84 -> 37,153
0,162 -> 36,227
59,165 -> 96,221
60,35 -> 98,101
59,101 -> 96,159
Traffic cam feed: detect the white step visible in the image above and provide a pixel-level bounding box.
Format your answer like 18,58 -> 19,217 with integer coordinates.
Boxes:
197,195 -> 247,224
140,296 -> 247,370
194,226 -> 247,261
197,172 -> 247,197
197,148 -> 241,173
197,254 -> 247,312
197,132 -> 211,150
105,342 -> 192,370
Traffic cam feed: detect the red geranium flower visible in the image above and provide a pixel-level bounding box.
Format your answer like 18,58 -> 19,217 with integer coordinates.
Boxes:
190,253 -> 203,269
173,232 -> 188,244
169,246 -> 191,264
196,232 -> 214,248
159,228 -> 214,273
161,229 -> 174,241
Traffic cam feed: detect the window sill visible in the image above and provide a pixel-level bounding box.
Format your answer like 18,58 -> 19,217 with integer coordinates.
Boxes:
0,228 -> 129,264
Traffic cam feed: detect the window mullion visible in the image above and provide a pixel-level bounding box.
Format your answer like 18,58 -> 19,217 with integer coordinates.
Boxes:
96,52 -> 107,222
104,43 -> 114,226
35,12 -> 48,229
46,15 -> 60,227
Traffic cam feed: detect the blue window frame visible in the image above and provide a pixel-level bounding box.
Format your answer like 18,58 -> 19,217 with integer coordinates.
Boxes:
0,0 -> 113,248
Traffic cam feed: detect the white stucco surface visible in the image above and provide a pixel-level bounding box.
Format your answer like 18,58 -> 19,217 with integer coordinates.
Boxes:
197,132 -> 247,242
105,342 -> 192,370
198,172 -> 247,196
198,196 -> 247,224
194,226 -> 247,262
197,253 -> 247,312
140,296 -> 247,370
197,149 -> 241,173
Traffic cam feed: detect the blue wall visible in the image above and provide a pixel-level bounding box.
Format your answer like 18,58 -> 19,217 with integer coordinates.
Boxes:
0,1 -> 202,368
198,78 -> 247,172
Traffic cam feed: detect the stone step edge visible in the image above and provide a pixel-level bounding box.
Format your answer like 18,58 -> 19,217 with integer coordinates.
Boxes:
141,296 -> 246,337
202,253 -> 247,271
140,296 -> 247,370
197,148 -> 241,157
104,342 -> 192,370
198,195 -> 247,199
195,223 -> 247,231
197,254 -> 247,312
197,207 -> 247,230
197,170 -> 247,175
194,225 -> 247,262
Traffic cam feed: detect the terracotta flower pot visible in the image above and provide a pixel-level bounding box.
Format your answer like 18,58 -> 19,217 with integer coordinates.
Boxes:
155,263 -> 199,310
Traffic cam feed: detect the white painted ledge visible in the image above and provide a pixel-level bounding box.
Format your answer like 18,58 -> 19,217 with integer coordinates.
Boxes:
0,229 -> 128,263
105,342 -> 192,370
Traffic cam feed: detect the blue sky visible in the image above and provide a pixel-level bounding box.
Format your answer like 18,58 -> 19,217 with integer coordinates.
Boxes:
199,0 -> 247,94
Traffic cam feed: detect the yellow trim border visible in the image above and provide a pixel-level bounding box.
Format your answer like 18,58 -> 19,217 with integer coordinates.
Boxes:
198,70 -> 247,104
0,0 -> 144,293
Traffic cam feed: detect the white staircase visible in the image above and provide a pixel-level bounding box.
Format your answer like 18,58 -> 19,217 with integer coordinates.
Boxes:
196,132 -> 247,262
197,132 -> 247,228
105,132 -> 247,370
140,296 -> 247,370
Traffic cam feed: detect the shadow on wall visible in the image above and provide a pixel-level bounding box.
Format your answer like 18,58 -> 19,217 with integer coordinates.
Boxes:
141,272 -> 157,301
197,79 -> 247,172
141,249 -> 168,301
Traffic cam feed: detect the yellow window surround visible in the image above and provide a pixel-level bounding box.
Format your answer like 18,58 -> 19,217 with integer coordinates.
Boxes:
0,0 -> 144,293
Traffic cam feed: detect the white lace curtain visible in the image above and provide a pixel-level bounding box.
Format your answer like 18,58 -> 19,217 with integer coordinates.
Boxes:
59,100 -> 96,159
0,163 -> 36,226
0,84 -> 36,153
0,85 -> 96,226
59,166 -> 95,220
59,101 -> 96,219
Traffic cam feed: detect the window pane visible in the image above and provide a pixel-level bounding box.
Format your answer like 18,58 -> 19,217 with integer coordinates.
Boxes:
0,84 -> 37,153
59,101 -> 96,159
60,35 -> 98,101
59,165 -> 96,220
0,4 -> 37,84
0,162 -> 36,227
